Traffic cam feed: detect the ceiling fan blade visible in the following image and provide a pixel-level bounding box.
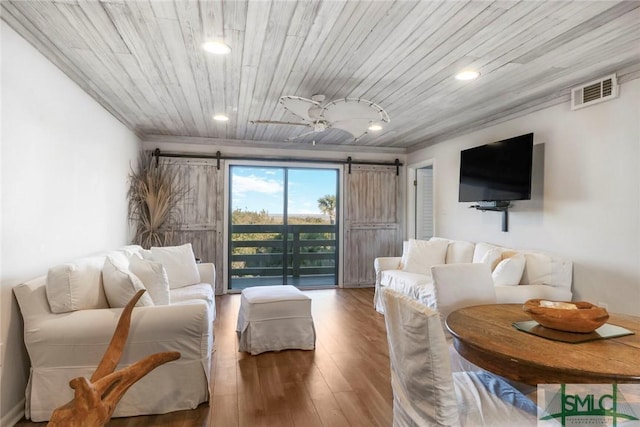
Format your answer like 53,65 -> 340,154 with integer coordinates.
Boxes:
250,120 -> 311,127
319,98 -> 390,138
330,118 -> 373,139
280,96 -> 320,122
321,98 -> 390,123
284,129 -> 319,142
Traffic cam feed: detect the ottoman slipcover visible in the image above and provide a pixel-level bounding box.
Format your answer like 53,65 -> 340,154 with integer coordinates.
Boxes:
236,285 -> 315,355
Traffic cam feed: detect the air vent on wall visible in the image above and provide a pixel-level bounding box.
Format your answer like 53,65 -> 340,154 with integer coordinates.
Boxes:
571,74 -> 618,110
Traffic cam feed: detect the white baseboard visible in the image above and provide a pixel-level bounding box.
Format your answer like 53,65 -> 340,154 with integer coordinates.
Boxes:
2,398 -> 25,427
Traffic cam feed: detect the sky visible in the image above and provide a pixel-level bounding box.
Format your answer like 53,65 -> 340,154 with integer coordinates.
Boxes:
231,166 -> 338,215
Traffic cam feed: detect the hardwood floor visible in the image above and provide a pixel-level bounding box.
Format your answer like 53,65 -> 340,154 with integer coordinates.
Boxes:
15,288 -> 393,427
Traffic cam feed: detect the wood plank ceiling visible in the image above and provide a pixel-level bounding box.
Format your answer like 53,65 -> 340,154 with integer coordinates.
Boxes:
3,1 -> 640,151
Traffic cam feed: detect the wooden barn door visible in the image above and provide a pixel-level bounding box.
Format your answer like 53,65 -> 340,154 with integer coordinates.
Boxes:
343,165 -> 403,287
161,158 -> 224,294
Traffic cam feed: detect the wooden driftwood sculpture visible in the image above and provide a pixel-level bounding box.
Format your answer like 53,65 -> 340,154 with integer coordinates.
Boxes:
47,290 -> 180,426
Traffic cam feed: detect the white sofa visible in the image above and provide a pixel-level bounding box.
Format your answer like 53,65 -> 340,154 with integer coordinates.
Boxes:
13,244 -> 215,422
374,238 -> 572,314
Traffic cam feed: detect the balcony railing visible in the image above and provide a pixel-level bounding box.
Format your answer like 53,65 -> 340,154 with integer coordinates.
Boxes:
230,224 -> 337,288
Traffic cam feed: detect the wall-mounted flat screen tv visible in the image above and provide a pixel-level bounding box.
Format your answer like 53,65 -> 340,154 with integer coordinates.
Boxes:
459,133 -> 534,202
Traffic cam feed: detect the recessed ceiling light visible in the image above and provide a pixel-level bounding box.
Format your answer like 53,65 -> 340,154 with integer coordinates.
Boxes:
213,114 -> 229,122
368,124 -> 383,132
202,41 -> 231,55
455,70 -> 480,81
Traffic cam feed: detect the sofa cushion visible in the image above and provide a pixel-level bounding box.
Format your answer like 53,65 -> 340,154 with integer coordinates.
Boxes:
430,238 -> 475,264
46,255 -> 109,313
102,257 -> 154,308
149,243 -> 200,289
129,255 -> 171,305
445,240 -> 475,264
495,284 -> 572,303
402,239 -> 448,276
170,283 -> 215,321
170,283 -> 214,306
381,270 -> 437,310
492,253 -> 526,286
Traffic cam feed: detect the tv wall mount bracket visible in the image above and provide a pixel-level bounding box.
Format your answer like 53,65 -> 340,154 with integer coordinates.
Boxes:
469,201 -> 511,232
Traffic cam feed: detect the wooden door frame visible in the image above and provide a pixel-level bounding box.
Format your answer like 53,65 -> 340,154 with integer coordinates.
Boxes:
406,159 -> 436,240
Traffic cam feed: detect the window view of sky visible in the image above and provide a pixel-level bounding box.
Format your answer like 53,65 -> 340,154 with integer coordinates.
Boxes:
231,166 -> 337,215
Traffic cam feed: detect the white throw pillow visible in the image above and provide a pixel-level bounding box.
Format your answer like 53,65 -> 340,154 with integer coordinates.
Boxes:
398,240 -> 410,269
118,245 -> 143,257
128,254 -> 171,305
149,243 -> 200,289
140,249 -> 153,260
492,253 -> 526,286
46,255 -> 109,313
480,248 -> 504,271
520,252 -> 554,285
402,238 -> 448,276
472,242 -> 502,263
102,257 -> 154,308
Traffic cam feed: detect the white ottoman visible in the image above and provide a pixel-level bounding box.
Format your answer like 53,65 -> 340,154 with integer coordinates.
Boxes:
236,285 -> 316,355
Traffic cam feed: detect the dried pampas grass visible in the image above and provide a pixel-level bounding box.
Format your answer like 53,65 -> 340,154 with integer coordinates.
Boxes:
127,152 -> 188,249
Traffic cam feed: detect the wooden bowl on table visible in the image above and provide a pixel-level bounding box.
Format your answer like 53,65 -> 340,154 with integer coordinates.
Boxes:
523,299 -> 609,333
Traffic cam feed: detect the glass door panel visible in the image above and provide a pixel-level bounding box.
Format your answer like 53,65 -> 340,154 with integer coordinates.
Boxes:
229,166 -> 338,290
286,168 -> 338,287
229,166 -> 285,290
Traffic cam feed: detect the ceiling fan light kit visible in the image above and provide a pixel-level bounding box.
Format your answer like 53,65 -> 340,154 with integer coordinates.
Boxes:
251,95 -> 390,143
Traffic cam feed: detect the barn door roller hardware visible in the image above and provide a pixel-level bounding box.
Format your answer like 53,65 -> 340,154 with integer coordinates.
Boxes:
151,149 -> 402,174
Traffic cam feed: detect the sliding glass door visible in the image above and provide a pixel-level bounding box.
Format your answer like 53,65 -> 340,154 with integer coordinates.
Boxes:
229,165 -> 338,290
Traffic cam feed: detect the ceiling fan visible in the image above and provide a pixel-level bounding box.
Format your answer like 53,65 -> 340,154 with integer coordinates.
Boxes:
250,94 -> 390,142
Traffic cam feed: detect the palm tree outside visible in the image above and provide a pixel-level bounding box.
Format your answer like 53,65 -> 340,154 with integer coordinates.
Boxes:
317,194 -> 336,224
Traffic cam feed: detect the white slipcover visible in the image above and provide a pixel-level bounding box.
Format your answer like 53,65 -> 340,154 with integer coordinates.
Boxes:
431,263 -> 497,325
374,238 -> 573,314
13,247 -> 216,422
236,285 -> 315,355
381,288 -> 537,426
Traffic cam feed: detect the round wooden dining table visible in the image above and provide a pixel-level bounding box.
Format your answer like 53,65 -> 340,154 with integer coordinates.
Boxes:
445,304 -> 640,385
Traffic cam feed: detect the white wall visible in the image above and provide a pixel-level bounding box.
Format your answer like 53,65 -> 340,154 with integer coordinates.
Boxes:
1,23 -> 139,424
409,78 -> 640,316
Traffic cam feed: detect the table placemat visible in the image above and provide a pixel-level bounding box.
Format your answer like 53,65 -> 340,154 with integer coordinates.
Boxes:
512,320 -> 635,343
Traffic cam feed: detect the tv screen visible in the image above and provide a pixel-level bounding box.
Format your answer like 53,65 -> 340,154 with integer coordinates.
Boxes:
459,133 -> 533,202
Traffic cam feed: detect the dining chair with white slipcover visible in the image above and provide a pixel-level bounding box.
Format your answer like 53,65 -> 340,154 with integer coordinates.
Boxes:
380,287 -> 536,426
